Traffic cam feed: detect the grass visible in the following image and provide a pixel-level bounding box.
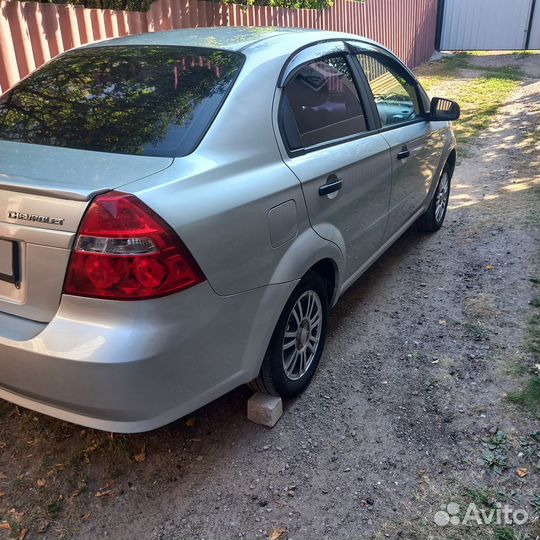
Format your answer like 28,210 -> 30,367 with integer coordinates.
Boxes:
505,169 -> 540,415
526,313 -> 540,354
0,413 -> 147,537
508,312 -> 539,413
417,53 -> 524,152
507,50 -> 540,58
463,82 -> 520,132
447,50 -> 538,57
374,480 -> 540,540
460,320 -> 490,341
507,376 -> 540,412
526,267 -> 540,355
524,209 -> 540,229
436,52 -> 470,73
431,75 -> 519,147
372,50 -> 540,540
463,487 -> 492,507
46,499 -> 63,519
505,281 -> 540,413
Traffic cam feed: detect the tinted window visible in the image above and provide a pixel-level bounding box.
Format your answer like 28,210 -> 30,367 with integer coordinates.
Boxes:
0,46 -> 243,157
282,56 -> 367,150
357,54 -> 420,127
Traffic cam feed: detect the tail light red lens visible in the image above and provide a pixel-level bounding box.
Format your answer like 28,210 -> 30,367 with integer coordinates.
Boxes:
64,192 -> 205,300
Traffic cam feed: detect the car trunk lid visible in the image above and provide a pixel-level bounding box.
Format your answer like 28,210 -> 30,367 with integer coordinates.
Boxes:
0,141 -> 173,323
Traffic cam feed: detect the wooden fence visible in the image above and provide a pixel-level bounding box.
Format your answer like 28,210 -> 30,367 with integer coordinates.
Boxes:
0,0 -> 438,93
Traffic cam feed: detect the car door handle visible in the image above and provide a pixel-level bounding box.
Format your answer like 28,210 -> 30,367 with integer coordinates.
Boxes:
397,147 -> 410,160
319,175 -> 343,196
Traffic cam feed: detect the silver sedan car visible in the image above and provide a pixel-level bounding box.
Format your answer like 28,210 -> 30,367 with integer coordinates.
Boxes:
0,28 -> 459,432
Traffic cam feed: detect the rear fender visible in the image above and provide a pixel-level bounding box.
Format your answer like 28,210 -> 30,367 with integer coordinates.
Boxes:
269,227 -> 344,305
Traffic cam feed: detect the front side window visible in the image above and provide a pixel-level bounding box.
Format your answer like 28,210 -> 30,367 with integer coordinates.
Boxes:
0,46 -> 243,157
282,55 -> 368,150
357,54 -> 420,127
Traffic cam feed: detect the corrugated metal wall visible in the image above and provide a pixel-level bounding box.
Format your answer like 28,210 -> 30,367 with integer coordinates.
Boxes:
530,1 -> 540,49
0,0 -> 439,94
440,0 -> 537,50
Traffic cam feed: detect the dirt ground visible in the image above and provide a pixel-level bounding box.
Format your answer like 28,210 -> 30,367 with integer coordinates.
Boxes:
0,53 -> 539,540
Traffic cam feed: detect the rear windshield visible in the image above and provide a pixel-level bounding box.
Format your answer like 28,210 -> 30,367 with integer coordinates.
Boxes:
0,46 -> 243,157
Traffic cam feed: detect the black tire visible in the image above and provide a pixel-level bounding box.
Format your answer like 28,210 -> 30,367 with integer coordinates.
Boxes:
248,271 -> 329,397
417,163 -> 452,233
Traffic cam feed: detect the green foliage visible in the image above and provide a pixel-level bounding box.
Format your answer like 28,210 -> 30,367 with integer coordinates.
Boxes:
481,431 -> 509,475
507,376 -> 540,412
527,313 -> 540,354
419,70 -> 521,151
38,0 -> 153,11
505,289 -> 540,414
23,0 -> 363,11
217,0 -> 335,9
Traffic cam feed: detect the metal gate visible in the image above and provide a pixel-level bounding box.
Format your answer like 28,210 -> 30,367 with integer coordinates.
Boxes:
437,0 -> 540,51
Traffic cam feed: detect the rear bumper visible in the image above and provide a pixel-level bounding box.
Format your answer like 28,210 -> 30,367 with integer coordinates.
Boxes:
0,280 -> 297,432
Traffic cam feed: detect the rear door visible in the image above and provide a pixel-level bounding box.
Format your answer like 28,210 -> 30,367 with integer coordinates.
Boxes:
352,45 -> 444,238
277,42 -> 392,283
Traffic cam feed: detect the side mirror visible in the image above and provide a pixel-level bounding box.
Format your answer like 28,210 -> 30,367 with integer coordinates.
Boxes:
430,97 -> 460,121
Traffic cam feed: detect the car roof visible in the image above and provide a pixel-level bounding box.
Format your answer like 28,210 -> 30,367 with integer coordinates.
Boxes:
85,26 -> 373,53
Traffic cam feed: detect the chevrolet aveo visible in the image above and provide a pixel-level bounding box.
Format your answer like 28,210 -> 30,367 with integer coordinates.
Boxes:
0,28 -> 459,432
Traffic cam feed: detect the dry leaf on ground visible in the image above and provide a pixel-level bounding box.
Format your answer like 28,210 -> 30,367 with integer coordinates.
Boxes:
133,446 -> 146,463
269,528 -> 288,540
95,481 -> 115,497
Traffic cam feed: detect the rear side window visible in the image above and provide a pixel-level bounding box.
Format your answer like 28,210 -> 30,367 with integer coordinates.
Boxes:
282,56 -> 368,150
0,46 -> 243,157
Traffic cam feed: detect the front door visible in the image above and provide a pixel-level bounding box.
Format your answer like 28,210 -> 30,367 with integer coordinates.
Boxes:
355,49 -> 444,237
277,45 -> 392,283
380,123 -> 442,235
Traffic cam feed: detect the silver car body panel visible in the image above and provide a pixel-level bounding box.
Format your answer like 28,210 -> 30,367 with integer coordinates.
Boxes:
0,139 -> 173,201
340,124 -> 455,293
0,280 -> 297,432
380,123 -> 445,237
0,141 -> 175,321
280,135 -> 392,283
0,28 -> 456,431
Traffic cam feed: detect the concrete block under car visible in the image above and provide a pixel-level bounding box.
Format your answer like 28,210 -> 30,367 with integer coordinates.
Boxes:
247,392 -> 283,427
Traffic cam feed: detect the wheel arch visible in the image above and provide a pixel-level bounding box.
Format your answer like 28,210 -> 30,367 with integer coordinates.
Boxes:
426,143 -> 456,205
446,147 -> 456,176
308,258 -> 340,307
269,227 -> 344,298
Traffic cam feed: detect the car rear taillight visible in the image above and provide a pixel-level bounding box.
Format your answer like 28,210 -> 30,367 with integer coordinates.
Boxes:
64,192 -> 205,300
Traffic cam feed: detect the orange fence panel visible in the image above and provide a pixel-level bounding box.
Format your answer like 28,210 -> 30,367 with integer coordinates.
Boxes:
0,0 -> 437,93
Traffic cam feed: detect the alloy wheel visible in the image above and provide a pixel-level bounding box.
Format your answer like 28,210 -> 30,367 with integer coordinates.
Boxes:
282,290 -> 323,381
435,171 -> 450,223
